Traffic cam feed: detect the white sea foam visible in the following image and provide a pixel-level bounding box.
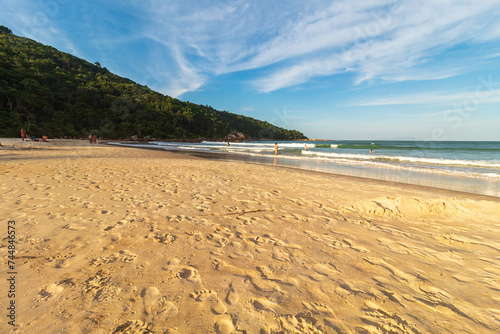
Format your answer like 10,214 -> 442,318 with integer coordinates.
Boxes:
201,141 -> 315,148
108,141 -> 500,197
300,150 -> 500,169
108,141 -> 500,181
221,150 -> 500,180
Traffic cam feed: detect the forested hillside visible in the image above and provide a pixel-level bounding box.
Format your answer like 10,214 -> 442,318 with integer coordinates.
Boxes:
0,26 -> 306,140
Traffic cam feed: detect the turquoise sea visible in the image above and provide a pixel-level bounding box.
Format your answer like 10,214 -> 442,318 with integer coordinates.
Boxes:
110,140 -> 500,197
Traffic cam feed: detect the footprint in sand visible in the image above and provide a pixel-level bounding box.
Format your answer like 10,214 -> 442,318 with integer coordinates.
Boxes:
36,282 -> 64,302
214,317 -> 235,334
257,265 -> 275,279
272,247 -> 291,262
90,250 -> 137,266
250,275 -> 282,293
103,221 -> 124,232
225,285 -> 239,306
141,287 -> 179,318
186,230 -> 204,241
62,223 -> 86,231
302,301 -> 335,316
279,315 -> 323,333
361,300 -> 419,333
223,206 -> 240,212
211,259 -> 247,277
83,268 -> 121,302
58,278 -> 76,288
206,233 -> 229,247
312,263 -> 340,279
251,235 -> 267,245
118,250 -> 138,262
190,289 -> 217,301
372,281 -> 405,306
46,253 -> 75,268
113,320 -> 153,333
252,297 -> 282,314
179,267 -> 202,283
195,205 -> 210,212
152,233 -> 176,244
190,290 -> 227,314
167,215 -> 190,224
214,225 -> 232,233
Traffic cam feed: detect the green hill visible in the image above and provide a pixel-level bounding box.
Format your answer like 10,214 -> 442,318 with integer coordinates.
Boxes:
0,26 -> 306,140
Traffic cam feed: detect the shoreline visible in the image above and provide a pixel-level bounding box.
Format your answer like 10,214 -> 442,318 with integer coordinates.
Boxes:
3,137 -> 499,200
190,150 -> 500,201
107,140 -> 500,198
2,140 -> 500,333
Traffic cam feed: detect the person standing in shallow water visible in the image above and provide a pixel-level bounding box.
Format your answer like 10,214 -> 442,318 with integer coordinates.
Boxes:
274,142 -> 278,155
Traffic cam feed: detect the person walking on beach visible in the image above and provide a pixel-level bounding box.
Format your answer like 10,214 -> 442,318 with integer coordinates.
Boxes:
89,134 -> 93,144
21,129 -> 26,141
274,142 -> 278,155
93,134 -> 97,144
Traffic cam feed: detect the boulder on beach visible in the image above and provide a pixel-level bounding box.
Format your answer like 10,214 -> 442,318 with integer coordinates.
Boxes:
225,131 -> 251,142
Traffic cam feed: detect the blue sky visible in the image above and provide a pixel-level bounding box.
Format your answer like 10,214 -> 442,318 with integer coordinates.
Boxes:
2,0 -> 500,140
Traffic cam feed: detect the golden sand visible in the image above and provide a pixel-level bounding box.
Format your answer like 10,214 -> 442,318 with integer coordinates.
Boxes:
1,139 -> 500,333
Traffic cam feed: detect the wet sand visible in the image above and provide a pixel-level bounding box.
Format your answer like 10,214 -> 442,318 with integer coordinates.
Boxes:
1,139 -> 500,333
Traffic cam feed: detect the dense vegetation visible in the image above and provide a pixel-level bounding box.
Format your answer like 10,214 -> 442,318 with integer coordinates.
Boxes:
0,26 -> 306,140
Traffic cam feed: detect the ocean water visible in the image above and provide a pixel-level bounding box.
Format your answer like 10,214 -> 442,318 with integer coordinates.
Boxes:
110,140 -> 500,197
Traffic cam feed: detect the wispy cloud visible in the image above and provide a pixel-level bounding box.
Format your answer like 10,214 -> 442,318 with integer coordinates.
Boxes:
239,106 -> 254,113
129,0 -> 500,94
3,0 -> 500,97
0,0 -> 85,58
353,87 -> 500,107
247,0 -> 500,92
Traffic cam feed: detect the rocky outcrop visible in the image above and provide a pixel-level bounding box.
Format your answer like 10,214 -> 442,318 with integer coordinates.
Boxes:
225,131 -> 252,142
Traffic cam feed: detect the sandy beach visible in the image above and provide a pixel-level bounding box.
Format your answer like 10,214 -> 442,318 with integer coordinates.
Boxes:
1,139 -> 500,334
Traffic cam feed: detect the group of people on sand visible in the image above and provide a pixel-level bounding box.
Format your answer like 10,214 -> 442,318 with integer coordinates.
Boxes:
88,134 -> 98,144
20,129 -> 47,142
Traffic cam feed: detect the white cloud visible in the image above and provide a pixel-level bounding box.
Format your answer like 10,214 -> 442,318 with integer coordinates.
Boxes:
165,44 -> 207,97
0,0 -> 83,57
134,0 -> 500,94
239,106 -> 254,113
4,0 -> 500,97
248,0 -> 500,91
354,87 -> 500,107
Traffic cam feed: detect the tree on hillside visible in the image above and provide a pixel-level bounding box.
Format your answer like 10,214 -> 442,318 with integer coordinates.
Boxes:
0,31 -> 307,140
0,25 -> 12,35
